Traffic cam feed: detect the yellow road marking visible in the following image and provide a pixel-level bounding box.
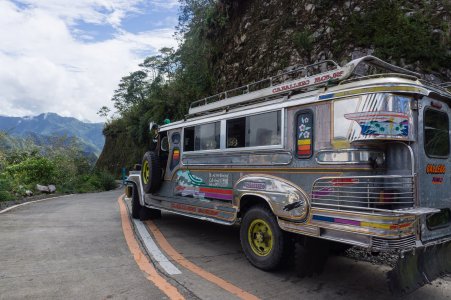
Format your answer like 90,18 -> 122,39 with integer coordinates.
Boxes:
118,195 -> 184,300
145,220 -> 260,300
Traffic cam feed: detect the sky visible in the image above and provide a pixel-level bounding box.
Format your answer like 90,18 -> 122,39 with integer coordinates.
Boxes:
0,0 -> 180,123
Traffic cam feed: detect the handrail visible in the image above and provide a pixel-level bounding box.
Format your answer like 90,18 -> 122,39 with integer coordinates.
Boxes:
189,60 -> 341,111
187,56 -> 442,117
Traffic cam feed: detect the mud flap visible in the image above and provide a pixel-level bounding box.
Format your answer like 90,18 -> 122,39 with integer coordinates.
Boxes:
387,238 -> 451,295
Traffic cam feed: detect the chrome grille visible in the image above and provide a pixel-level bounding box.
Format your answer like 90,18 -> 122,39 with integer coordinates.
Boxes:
311,176 -> 415,213
371,235 -> 416,251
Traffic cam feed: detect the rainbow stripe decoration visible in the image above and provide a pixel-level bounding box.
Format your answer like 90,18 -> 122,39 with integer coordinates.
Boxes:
175,186 -> 233,201
199,187 -> 233,201
297,139 -> 311,156
173,149 -> 180,160
312,215 -> 412,230
170,147 -> 181,170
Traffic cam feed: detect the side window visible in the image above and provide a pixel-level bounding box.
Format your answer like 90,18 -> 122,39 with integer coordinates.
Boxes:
183,122 -> 220,151
184,127 -> 195,151
226,111 -> 281,148
424,108 -> 450,157
295,110 -> 313,158
226,117 -> 245,148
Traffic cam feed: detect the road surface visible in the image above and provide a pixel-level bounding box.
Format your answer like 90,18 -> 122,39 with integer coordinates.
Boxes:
0,190 -> 449,299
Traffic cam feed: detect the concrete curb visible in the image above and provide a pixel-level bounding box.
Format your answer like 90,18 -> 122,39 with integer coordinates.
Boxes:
0,194 -> 74,214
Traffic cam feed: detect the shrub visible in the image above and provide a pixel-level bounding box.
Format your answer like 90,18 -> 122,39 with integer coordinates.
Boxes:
292,30 -> 313,55
92,171 -> 117,191
6,157 -> 56,186
0,175 -> 15,201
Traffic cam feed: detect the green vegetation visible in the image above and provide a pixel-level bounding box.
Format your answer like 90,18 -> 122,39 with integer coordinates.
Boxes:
336,0 -> 450,69
292,30 -> 313,55
0,133 -> 116,202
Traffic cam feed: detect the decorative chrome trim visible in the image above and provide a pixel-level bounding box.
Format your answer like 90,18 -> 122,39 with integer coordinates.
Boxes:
126,174 -> 145,207
311,175 -> 415,214
315,148 -> 385,165
181,150 -> 293,166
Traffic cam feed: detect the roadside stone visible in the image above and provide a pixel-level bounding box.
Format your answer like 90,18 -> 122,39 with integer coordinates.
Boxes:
48,185 -> 56,193
25,190 -> 33,197
36,184 -> 50,193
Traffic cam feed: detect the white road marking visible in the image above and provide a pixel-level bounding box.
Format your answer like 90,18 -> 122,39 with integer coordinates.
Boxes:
132,218 -> 182,275
0,195 -> 73,214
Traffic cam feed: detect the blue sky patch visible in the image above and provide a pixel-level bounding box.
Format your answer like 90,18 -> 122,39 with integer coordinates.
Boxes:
120,6 -> 179,34
72,20 -> 117,42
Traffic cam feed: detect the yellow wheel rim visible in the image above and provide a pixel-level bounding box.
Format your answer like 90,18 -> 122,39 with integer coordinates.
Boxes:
142,160 -> 150,184
248,218 -> 273,256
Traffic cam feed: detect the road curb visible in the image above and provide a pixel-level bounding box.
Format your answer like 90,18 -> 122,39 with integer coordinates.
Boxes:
0,194 -> 74,214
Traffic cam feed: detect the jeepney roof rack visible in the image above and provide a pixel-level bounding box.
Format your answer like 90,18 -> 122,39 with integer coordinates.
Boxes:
440,82 -> 451,89
187,56 -> 422,117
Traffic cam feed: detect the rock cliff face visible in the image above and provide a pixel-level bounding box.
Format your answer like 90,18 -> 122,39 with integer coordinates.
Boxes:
211,0 -> 450,91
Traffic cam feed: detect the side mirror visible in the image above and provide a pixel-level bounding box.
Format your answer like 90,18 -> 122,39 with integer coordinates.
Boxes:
149,122 -> 158,130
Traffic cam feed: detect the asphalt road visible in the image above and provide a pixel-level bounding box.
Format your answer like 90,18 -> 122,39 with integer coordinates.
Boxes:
0,191 -> 167,299
0,190 -> 450,299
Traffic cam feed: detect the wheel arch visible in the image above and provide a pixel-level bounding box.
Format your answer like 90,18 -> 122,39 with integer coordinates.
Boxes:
126,175 -> 145,206
238,194 -> 274,218
234,174 -> 310,222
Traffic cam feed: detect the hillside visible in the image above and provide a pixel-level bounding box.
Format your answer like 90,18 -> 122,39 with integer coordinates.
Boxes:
96,0 -> 451,172
0,113 -> 104,155
210,0 -> 450,91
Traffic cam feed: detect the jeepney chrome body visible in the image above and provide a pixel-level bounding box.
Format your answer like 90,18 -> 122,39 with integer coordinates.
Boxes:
126,56 -> 451,254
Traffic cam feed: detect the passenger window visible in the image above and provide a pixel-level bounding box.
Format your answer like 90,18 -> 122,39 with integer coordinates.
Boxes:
183,122 -> 220,151
184,127 -> 195,151
226,118 -> 245,148
226,111 -> 281,148
424,109 -> 449,157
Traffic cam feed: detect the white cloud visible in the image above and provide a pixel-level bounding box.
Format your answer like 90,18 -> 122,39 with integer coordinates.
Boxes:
0,0 -> 178,122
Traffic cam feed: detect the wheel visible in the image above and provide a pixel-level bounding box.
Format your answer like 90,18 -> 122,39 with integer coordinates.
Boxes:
141,151 -> 161,193
295,237 -> 330,277
240,205 -> 289,270
139,207 -> 162,221
131,185 -> 141,219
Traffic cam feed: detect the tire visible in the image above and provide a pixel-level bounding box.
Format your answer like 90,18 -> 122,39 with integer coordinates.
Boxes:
240,205 -> 289,270
131,185 -> 141,219
295,237 -> 330,277
141,151 -> 161,193
139,207 -> 162,221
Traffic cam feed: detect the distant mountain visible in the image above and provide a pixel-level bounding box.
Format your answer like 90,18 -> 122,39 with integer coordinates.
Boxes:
0,113 -> 104,156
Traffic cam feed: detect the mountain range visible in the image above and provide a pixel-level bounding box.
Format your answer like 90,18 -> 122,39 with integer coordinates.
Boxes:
0,113 -> 104,156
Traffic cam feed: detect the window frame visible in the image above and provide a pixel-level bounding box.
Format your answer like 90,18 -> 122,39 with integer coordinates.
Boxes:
423,107 -> 450,159
182,121 -> 221,153
294,109 -> 314,159
225,109 -> 284,151
181,109 -> 285,154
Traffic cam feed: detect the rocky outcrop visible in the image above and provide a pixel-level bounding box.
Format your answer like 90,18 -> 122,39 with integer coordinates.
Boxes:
211,0 -> 450,91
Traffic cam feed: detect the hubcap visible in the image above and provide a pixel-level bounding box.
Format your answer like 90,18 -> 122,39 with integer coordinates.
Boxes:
248,218 -> 273,256
142,160 -> 150,184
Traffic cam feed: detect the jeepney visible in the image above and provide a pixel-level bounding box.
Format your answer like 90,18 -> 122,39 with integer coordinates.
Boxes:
125,56 -> 451,294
